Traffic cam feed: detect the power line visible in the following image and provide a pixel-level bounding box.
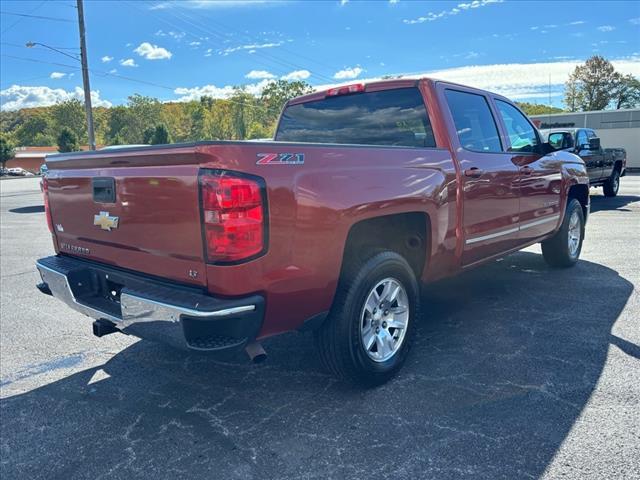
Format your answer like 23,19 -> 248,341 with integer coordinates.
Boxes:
135,0 -> 337,83
169,4 -> 337,83
0,11 -> 75,23
1,1 -> 47,35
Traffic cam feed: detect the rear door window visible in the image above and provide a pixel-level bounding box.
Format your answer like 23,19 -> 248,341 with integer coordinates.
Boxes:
495,100 -> 540,153
275,87 -> 435,148
444,89 -> 502,153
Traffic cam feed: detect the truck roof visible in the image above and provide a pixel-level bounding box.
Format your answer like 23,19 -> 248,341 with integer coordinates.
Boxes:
286,77 -> 513,107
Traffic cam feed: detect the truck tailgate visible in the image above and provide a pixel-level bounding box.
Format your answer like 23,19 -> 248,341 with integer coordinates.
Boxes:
45,148 -> 207,286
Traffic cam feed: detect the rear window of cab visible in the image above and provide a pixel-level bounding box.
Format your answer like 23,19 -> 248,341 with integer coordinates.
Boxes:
275,87 -> 436,148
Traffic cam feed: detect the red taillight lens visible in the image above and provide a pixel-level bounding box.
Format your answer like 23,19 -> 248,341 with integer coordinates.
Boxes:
200,172 -> 266,263
42,176 -> 54,233
326,83 -> 365,97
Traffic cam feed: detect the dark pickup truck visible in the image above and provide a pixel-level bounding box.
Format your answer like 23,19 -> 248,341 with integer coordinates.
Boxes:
541,128 -> 627,197
37,78 -> 590,385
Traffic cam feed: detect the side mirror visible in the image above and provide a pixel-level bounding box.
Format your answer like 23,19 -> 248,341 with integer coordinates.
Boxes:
589,137 -> 601,150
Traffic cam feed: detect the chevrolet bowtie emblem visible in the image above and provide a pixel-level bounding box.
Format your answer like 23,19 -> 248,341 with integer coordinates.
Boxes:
93,211 -> 119,231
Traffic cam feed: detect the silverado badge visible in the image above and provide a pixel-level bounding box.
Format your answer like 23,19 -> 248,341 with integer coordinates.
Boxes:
94,211 -> 119,231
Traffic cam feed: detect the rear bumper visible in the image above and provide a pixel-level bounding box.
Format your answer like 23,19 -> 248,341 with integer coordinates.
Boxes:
35,255 -> 264,352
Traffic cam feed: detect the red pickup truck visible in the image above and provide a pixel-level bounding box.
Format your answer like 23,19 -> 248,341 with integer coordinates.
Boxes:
36,78 -> 589,385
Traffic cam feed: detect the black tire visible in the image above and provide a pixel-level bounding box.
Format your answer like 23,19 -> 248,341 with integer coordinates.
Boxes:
314,251 -> 419,386
541,199 -> 585,268
603,169 -> 620,197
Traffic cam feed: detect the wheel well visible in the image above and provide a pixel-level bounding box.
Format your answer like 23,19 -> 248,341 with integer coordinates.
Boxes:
568,184 -> 589,217
342,212 -> 430,278
614,160 -> 623,173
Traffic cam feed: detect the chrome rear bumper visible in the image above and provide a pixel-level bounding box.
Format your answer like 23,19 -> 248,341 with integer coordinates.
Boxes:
36,255 -> 264,352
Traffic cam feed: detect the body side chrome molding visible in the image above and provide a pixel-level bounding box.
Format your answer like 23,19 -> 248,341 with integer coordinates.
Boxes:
465,214 -> 560,245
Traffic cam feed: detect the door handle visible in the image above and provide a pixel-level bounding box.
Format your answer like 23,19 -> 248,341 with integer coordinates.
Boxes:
520,165 -> 533,175
464,167 -> 484,178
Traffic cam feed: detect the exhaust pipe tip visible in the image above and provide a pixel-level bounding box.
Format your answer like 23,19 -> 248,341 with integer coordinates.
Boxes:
245,341 -> 267,364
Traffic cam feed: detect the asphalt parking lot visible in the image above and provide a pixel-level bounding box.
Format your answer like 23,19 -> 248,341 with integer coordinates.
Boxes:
1,175 -> 639,479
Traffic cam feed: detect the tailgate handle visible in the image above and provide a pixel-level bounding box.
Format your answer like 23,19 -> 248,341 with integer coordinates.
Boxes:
92,177 -> 116,203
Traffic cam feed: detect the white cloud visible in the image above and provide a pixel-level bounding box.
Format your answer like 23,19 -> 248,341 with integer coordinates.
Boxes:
189,41 -> 201,46
597,25 -> 615,32
101,55 -> 113,63
50,72 -> 66,79
173,79 -> 273,102
313,57 -> 640,102
340,0 -> 348,5
333,66 -> 364,80
404,0 -> 503,24
134,42 -> 173,60
389,0 -> 399,4
569,20 -> 585,25
281,70 -> 311,81
205,48 -> 213,57
630,17 -> 640,25
1,85 -> 111,111
221,41 -> 283,55
108,69 -> 117,74
173,57 -> 640,105
120,58 -> 138,67
245,70 -> 275,79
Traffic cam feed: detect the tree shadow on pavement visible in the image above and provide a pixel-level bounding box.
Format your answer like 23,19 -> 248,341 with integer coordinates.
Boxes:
0,252 -> 633,480
589,194 -> 639,213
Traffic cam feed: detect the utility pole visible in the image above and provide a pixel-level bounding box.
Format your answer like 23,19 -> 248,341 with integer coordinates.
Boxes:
76,0 -> 96,150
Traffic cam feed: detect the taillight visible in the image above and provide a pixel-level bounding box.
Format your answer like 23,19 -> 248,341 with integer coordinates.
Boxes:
326,83 -> 365,97
199,171 -> 267,263
42,176 -> 54,233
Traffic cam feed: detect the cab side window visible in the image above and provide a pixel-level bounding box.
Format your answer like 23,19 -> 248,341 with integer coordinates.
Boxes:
495,100 -> 539,153
445,89 -> 502,153
577,130 -> 588,149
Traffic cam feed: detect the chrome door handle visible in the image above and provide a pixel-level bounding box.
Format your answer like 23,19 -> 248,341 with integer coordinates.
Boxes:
464,167 -> 484,178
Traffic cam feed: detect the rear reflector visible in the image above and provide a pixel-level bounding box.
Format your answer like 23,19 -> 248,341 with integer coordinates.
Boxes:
200,171 -> 267,263
42,176 -> 54,233
326,83 -> 365,97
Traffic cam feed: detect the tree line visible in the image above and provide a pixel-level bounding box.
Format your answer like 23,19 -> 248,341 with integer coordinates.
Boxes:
0,79 -> 313,160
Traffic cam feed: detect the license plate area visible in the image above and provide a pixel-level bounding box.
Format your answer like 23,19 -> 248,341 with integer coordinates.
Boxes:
67,268 -> 123,319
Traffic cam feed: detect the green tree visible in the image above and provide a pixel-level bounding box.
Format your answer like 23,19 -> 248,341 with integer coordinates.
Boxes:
260,80 -> 313,112
564,56 -> 619,111
50,99 -> 86,144
57,127 -> 80,153
14,114 -> 54,146
105,105 -> 129,145
149,124 -> 170,145
610,74 -> 640,109
0,133 -> 15,171
516,102 -> 564,116
125,94 -> 162,144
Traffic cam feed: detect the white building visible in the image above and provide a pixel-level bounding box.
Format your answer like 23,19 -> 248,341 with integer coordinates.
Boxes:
530,108 -> 639,170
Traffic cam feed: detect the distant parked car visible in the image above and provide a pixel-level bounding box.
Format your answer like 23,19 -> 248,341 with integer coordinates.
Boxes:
540,128 -> 627,197
39,164 -> 49,176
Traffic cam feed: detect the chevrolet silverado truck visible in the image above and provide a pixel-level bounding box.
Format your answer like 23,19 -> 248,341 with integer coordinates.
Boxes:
541,127 -> 627,197
36,79 -> 589,385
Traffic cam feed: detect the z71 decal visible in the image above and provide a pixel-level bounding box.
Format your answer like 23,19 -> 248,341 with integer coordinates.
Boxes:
256,153 -> 305,165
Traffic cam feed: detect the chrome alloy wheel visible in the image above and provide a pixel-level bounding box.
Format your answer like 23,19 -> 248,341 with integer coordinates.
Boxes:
359,277 -> 410,362
568,210 -> 581,258
612,174 -> 619,193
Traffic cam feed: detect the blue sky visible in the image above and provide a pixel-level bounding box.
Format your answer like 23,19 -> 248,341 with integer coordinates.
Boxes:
1,0 -> 639,110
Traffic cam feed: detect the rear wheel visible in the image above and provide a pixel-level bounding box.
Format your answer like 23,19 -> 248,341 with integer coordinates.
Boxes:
541,199 -> 584,268
603,169 -> 620,197
314,251 -> 418,386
